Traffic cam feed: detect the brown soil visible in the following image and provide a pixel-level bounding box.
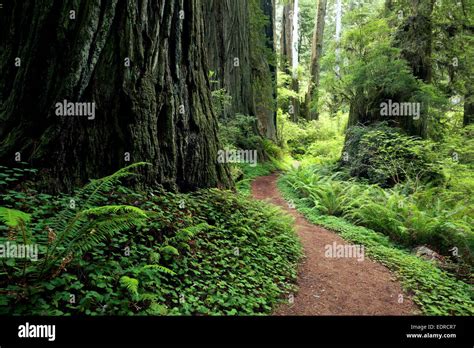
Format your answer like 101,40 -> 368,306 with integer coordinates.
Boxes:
251,173 -> 419,315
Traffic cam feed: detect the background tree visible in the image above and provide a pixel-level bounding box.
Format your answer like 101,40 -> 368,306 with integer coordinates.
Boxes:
204,0 -> 277,140
305,0 -> 328,120
280,0 -> 300,121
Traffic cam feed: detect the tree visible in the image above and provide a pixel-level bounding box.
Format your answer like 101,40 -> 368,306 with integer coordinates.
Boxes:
280,0 -> 300,121
394,0 -> 435,84
464,88 -> 474,126
0,1 -> 231,192
252,0 -> 278,139
204,0 -> 278,140
341,0 -> 436,138
305,0 -> 327,120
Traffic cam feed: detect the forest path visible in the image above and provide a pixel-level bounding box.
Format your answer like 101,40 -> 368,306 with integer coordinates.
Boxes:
251,173 -> 419,315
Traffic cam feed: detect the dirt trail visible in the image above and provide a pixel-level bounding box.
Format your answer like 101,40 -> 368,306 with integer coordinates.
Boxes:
252,173 -> 419,315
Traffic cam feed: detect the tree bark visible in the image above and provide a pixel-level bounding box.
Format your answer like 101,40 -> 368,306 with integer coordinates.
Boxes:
305,0 -> 327,120
464,86 -> 474,126
280,0 -> 300,121
0,0 -> 232,192
393,0 -> 435,137
203,0 -> 255,119
253,0 -> 278,140
203,0 -> 277,140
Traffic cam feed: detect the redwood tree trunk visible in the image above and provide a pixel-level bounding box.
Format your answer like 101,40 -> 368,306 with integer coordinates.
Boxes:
305,0 -> 327,120
204,0 -> 255,119
0,0 -> 231,192
254,0 -> 278,140
203,0 -> 277,140
392,0 -> 435,137
464,87 -> 474,126
280,0 -> 299,121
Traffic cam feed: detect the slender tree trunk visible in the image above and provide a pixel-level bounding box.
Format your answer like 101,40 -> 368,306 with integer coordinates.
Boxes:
280,1 -> 293,70
305,0 -> 327,120
0,0 -> 232,192
291,0 -> 300,121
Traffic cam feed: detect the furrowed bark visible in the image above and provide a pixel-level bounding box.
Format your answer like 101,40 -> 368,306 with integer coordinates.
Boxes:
203,0 -> 277,140
0,0 -> 232,192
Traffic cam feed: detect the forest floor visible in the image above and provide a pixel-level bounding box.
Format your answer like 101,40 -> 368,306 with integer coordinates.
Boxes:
251,173 -> 419,315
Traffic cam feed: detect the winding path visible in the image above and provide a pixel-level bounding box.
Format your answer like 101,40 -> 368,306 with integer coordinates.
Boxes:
252,173 -> 419,315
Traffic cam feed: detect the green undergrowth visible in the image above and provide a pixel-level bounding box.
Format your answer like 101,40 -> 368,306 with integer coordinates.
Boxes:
0,164 -> 301,315
278,175 -> 474,316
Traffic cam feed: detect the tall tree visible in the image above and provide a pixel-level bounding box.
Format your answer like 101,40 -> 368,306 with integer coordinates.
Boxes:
393,0 -> 435,137
335,0 -> 343,77
253,0 -> 278,139
0,0 -> 231,192
464,84 -> 474,126
204,0 -> 277,140
280,0 -> 300,121
305,0 -> 327,120
395,0 -> 435,84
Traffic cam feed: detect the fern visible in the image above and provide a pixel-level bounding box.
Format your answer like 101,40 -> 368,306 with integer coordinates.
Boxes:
160,245 -> 179,260
39,163 -> 150,276
0,207 -> 31,228
120,276 -> 139,299
175,222 -> 211,241
143,264 -> 176,276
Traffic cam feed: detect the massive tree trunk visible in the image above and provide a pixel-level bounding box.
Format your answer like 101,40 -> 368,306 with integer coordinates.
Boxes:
280,0 -> 299,121
305,0 -> 327,120
203,0 -> 277,140
0,0 -> 232,192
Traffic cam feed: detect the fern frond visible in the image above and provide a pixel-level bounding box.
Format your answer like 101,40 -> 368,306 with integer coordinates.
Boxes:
143,264 -> 176,275
120,276 -> 139,299
0,207 -> 31,228
81,205 -> 148,218
176,222 -> 211,241
81,162 -> 151,208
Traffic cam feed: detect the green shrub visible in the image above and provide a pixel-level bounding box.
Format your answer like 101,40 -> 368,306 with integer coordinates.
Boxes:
341,123 -> 443,188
